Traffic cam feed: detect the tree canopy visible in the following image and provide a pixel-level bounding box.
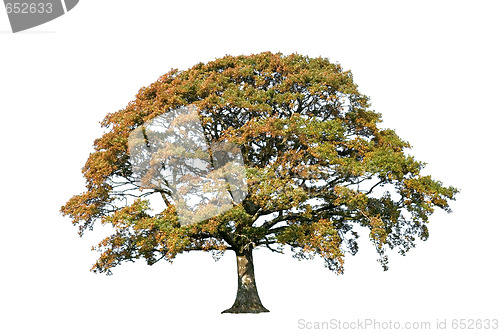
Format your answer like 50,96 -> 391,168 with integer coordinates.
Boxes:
61,52 -> 458,313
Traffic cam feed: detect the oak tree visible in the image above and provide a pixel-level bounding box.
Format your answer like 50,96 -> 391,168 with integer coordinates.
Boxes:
61,52 -> 458,313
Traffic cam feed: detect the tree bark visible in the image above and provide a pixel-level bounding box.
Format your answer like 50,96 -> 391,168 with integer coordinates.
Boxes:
222,247 -> 269,314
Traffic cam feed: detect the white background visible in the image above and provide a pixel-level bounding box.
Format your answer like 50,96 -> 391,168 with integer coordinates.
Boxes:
1,1 -> 499,332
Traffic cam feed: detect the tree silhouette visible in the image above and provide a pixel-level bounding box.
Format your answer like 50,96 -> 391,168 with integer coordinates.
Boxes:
61,52 -> 458,313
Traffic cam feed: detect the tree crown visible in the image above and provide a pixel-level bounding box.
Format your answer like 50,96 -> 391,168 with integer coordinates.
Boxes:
61,52 -> 458,274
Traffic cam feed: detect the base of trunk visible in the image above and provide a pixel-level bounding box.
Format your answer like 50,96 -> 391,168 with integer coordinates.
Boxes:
221,304 -> 270,314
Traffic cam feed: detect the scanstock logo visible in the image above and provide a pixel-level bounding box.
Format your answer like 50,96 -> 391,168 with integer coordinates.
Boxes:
3,0 -> 79,33
128,105 -> 249,226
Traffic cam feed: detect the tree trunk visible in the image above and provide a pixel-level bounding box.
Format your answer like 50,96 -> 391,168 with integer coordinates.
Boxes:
222,247 -> 269,314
